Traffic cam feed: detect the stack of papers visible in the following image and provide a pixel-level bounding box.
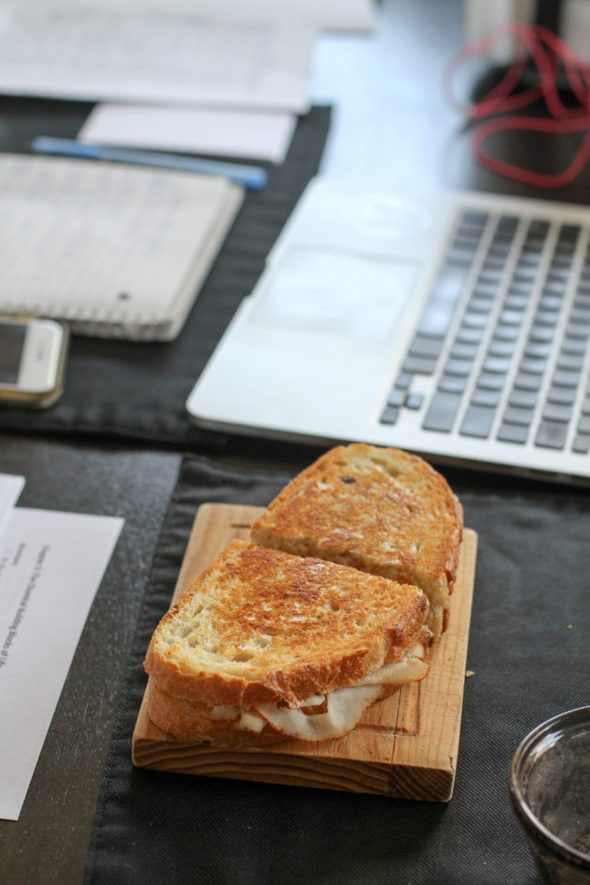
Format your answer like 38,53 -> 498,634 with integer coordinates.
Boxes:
0,1 -> 375,164
0,2 -> 314,112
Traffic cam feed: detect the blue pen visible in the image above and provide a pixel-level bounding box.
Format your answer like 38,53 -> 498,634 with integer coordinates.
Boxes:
31,135 -> 268,190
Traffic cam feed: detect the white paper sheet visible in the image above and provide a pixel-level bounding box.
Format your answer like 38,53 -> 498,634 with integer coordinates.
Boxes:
79,105 -> 297,164
42,0 -> 376,33
0,3 -> 314,112
0,501 -> 124,821
147,0 -> 377,32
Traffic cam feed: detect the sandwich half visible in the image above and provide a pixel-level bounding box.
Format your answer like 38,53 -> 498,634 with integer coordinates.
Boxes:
251,444 -> 463,635
144,538 -> 431,747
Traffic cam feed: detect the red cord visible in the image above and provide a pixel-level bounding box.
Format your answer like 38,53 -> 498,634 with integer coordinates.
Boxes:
444,20 -> 590,187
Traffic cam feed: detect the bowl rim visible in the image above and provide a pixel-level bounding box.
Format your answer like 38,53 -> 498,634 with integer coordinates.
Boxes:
509,706 -> 590,868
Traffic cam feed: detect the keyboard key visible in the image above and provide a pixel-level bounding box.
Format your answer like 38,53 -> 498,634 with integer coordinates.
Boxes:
394,373 -> 413,390
471,387 -> 502,407
438,375 -> 467,394
409,335 -> 444,358
528,325 -> 555,343
560,337 -> 586,356
380,405 -> 399,425
504,294 -> 529,311
508,282 -> 531,297
551,255 -> 574,269
468,295 -> 495,312
557,223 -> 581,246
512,268 -> 537,285
460,209 -> 489,227
543,280 -> 568,297
569,308 -> 590,330
547,385 -> 576,405
402,355 -> 437,375
483,355 -> 512,374
542,402 -> 573,423
497,423 -> 529,444
556,352 -> 585,371
519,248 -> 541,264
450,341 -> 479,360
498,309 -> 523,326
503,406 -> 535,426
460,405 -> 496,438
488,243 -> 511,259
514,372 -> 543,391
519,357 -> 546,375
488,338 -> 516,357
509,389 -> 539,408
477,372 -> 506,391
573,435 -> 590,453
565,322 -> 590,340
539,295 -> 563,311
456,325 -> 484,344
495,215 -> 519,239
405,392 -> 424,409
577,415 -> 590,434
524,341 -> 552,358
527,219 -> 550,239
477,270 -> 502,286
387,388 -> 405,407
462,312 -> 488,329
535,421 -> 568,449
493,324 -> 520,341
534,310 -> 560,327
422,392 -> 462,432
444,357 -> 473,376
472,282 -> 499,299
481,256 -> 506,272
447,246 -> 478,266
552,368 -> 580,388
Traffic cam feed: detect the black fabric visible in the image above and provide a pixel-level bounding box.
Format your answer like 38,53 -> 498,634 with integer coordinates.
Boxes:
534,0 -> 563,35
85,455 -> 590,885
0,104 -> 332,451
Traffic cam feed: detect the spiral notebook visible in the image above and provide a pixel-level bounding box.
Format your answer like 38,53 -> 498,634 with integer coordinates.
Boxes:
0,154 -> 243,341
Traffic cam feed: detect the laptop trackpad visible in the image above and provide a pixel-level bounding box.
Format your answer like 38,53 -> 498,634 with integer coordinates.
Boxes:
251,246 -> 418,341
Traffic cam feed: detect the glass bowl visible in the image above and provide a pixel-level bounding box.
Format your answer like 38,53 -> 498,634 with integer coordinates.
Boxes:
510,707 -> 590,884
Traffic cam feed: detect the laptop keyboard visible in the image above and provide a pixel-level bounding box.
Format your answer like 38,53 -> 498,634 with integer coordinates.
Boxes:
381,207 -> 590,454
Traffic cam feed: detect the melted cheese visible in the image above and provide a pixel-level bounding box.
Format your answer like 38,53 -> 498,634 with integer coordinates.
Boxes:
256,683 -> 382,741
231,643 -> 429,741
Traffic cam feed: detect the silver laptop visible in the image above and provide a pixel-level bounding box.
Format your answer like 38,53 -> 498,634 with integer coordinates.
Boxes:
187,177 -> 590,484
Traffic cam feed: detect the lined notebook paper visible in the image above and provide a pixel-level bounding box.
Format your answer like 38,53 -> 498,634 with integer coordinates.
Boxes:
0,154 -> 243,341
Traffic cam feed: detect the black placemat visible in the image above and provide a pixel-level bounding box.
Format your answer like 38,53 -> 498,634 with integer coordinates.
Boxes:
0,103 -> 332,450
85,455 -> 590,885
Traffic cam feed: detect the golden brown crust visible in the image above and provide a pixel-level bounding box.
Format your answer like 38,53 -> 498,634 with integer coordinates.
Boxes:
251,443 -> 463,634
144,539 -> 430,709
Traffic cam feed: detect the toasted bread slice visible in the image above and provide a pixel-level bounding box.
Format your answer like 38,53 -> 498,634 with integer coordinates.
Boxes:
251,444 -> 463,635
144,538 -> 431,744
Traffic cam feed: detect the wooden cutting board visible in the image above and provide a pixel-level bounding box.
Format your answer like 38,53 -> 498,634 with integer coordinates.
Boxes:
132,503 -> 477,801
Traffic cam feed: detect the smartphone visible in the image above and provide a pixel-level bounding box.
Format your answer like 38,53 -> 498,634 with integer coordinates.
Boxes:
0,316 -> 69,408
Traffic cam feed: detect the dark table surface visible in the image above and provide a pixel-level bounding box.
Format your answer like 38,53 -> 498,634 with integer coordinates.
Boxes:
1,1 -> 589,883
